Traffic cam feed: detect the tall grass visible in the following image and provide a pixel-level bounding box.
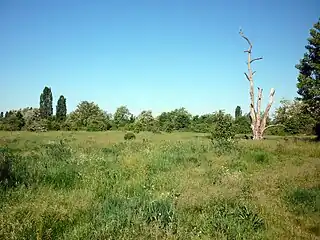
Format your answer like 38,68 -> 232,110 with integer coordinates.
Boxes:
0,131 -> 319,239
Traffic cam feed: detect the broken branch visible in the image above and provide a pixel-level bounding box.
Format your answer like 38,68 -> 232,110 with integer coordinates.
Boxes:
239,30 -> 253,53
244,72 -> 250,81
250,57 -> 263,63
263,124 -> 285,131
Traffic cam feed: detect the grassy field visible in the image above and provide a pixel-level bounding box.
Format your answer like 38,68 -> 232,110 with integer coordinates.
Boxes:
0,131 -> 319,239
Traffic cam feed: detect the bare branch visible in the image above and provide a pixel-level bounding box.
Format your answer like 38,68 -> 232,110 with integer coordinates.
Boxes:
252,71 -> 256,76
250,57 -> 263,63
239,30 -> 253,53
263,124 -> 285,131
260,88 -> 276,132
244,73 -> 250,81
256,87 -> 263,129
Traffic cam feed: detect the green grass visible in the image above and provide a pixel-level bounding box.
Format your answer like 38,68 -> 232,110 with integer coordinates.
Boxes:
0,131 -> 319,239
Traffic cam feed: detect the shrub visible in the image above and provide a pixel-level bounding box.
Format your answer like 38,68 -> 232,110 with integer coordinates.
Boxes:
210,111 -> 237,155
124,132 -> 136,140
152,128 -> 162,134
133,128 -> 140,134
250,150 -> 270,164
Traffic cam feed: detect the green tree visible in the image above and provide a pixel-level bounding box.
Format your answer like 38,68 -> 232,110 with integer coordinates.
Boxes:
172,108 -> 192,130
2,111 -> 25,131
296,19 -> 320,121
211,110 -> 236,154
56,95 -> 67,121
135,110 -> 155,131
67,101 -> 110,131
39,86 -> 53,118
273,99 -> 316,135
0,112 -> 3,119
15,111 -> 25,130
113,106 -> 131,128
235,106 -> 242,119
234,115 -> 251,134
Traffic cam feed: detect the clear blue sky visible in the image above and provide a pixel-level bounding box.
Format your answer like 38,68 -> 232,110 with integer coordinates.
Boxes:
0,0 -> 319,116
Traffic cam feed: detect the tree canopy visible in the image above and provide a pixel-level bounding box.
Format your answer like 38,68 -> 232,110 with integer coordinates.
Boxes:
296,18 -> 320,121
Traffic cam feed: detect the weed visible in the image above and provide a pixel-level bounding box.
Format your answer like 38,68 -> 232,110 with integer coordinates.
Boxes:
285,186 -> 320,214
143,198 -> 176,229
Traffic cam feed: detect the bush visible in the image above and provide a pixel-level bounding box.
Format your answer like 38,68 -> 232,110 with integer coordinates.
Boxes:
124,132 -> 136,140
133,128 -> 140,134
210,112 -> 237,155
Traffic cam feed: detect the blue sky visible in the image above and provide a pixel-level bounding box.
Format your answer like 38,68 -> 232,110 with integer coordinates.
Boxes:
0,0 -> 319,116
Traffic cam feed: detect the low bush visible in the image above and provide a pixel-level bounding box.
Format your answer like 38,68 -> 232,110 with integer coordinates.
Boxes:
124,132 -> 136,140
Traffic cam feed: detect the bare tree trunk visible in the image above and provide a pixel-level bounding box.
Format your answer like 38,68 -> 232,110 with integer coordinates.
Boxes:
240,30 -> 275,140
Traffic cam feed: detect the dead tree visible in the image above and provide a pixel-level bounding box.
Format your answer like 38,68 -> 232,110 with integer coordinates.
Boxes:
240,30 -> 275,140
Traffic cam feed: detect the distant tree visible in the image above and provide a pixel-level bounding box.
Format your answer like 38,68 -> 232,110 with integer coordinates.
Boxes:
0,112 -> 3,119
15,111 -> 25,130
296,18 -> 320,139
212,111 -> 235,135
135,110 -> 155,131
114,106 -> 131,128
3,111 -> 25,131
234,114 -> 251,134
235,106 -> 242,119
39,86 -> 53,118
273,99 -> 316,135
22,108 -> 47,131
56,95 -> 67,121
172,108 -> 192,130
4,111 -> 9,118
67,101 -> 110,131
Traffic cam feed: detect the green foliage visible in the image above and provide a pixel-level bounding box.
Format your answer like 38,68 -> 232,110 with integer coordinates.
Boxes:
157,108 -> 191,132
0,148 -> 13,187
135,110 -> 155,131
68,101 -> 110,131
273,99 -> 316,135
211,111 -> 235,140
39,86 -> 53,119
285,186 -> 320,215
113,106 -> 131,128
235,105 -> 242,119
210,111 -> 237,155
0,111 -> 26,131
234,115 -> 251,134
56,95 -> 67,121
143,198 -> 176,229
124,132 -> 136,140
296,18 -> 320,139
248,150 -> 270,164
207,199 -> 265,236
0,131 -> 319,239
296,19 -> 320,118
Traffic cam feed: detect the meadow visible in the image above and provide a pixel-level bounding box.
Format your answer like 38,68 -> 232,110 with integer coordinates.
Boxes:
0,131 -> 319,239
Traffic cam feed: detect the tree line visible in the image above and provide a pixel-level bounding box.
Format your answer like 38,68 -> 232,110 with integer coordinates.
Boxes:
0,86 -> 253,134
0,85 -> 316,136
